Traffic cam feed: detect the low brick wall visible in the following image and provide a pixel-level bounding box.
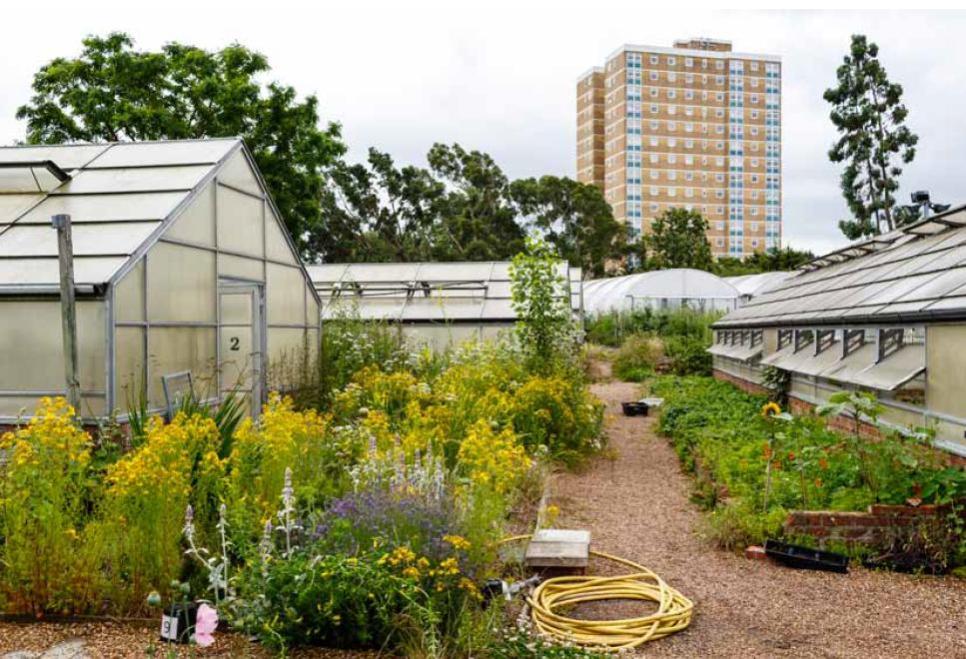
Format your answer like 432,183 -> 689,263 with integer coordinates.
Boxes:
788,396 -> 884,441
712,369 -> 769,396
784,502 -> 966,546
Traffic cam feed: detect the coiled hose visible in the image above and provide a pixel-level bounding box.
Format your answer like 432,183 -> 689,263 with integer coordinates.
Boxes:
501,535 -> 693,651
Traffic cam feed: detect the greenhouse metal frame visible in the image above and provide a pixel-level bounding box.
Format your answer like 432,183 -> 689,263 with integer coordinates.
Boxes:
0,138 -> 321,422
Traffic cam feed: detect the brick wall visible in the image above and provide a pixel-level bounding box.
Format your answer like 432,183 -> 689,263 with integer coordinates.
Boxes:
784,502 -> 966,547
712,369 -> 769,396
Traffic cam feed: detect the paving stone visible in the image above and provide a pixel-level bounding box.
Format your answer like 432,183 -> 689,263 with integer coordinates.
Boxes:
39,641 -> 87,659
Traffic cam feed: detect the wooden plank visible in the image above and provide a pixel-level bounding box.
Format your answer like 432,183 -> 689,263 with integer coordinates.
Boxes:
525,529 -> 590,568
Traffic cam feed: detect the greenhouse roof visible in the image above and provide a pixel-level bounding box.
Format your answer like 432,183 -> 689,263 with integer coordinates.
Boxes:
724,271 -> 792,298
307,261 -> 582,322
0,138 -> 244,294
716,204 -> 966,328
584,268 -> 739,315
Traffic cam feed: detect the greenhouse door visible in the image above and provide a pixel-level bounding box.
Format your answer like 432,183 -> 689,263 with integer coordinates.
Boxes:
218,280 -> 265,417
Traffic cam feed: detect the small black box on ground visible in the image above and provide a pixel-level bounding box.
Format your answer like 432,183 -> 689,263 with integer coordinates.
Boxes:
764,539 -> 849,573
621,401 -> 649,416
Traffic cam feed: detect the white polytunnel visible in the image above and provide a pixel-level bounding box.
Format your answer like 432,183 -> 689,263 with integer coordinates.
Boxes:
583,268 -> 740,316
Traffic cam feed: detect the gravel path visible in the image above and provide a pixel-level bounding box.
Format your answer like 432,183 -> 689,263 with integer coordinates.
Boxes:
552,379 -> 966,658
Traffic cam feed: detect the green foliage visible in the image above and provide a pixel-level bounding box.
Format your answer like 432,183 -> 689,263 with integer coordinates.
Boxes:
653,376 -> 966,561
585,307 -> 718,348
612,334 -> 664,381
510,236 -> 578,374
16,32 -> 345,259
713,247 -> 816,276
510,176 -> 623,278
663,335 -> 712,376
646,207 -> 713,270
823,34 -> 919,238
233,550 -> 427,650
484,628 -> 607,658
317,307 -> 413,405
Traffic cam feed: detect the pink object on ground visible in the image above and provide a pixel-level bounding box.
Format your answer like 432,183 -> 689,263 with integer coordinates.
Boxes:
194,603 -> 218,647
745,545 -> 767,560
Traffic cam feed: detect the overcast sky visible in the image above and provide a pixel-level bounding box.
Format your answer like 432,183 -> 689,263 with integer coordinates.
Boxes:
1,4 -> 963,255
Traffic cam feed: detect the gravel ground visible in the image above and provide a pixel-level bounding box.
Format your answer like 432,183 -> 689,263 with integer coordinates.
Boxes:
552,379 -> 966,658
0,620 -> 381,658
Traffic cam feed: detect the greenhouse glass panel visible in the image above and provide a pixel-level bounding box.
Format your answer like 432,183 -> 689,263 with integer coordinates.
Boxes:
115,259 -> 145,322
819,342 -> 877,382
265,206 -> 294,261
147,242 -> 216,322
0,257 -> 126,286
218,254 -> 264,281
114,326 -> 145,406
0,221 -> 158,257
218,151 -> 263,197
90,140 -> 236,168
17,192 -> 187,224
0,194 -> 41,223
165,183 -> 215,246
266,264 -> 306,325
849,344 -> 925,391
147,327 -> 217,408
216,185 -> 264,257
61,166 -> 211,194
0,144 -> 109,169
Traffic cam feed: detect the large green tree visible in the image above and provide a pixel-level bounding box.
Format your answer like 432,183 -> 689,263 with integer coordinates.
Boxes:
425,143 -> 525,260
647,207 -> 713,270
509,176 -> 622,277
823,34 -> 918,240
16,33 -> 345,257
317,149 -> 443,262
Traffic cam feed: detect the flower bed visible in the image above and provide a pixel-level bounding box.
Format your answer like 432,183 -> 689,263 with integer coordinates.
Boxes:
0,351 -> 602,655
652,376 -> 966,571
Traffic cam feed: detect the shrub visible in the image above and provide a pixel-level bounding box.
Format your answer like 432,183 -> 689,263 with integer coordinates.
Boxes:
457,420 -> 532,496
510,376 -> 604,464
0,398 -> 94,614
228,393 -> 362,541
612,334 -> 664,380
585,308 -> 719,347
96,413 -> 224,612
663,334 -> 712,376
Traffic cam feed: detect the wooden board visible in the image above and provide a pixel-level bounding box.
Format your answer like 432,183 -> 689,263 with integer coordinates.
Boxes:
525,529 -> 591,568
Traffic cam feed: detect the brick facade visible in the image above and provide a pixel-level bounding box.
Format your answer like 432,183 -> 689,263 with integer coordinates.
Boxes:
784,502 -> 966,547
712,369 -> 769,396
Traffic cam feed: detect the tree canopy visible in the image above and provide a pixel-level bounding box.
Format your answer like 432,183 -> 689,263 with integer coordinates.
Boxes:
823,34 -> 918,240
645,207 -> 714,270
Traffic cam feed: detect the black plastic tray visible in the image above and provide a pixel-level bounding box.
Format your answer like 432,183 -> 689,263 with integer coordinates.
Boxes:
764,539 -> 849,573
621,401 -> 649,417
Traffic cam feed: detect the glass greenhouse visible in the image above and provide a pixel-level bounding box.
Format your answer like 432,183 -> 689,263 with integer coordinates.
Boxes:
308,261 -> 583,351
711,205 -> 966,455
583,268 -> 740,316
0,138 -> 320,422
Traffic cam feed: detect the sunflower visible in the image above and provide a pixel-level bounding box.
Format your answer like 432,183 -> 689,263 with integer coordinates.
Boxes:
761,401 -> 782,418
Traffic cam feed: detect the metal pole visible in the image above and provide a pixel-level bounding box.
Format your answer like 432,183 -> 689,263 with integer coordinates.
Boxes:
52,213 -> 81,412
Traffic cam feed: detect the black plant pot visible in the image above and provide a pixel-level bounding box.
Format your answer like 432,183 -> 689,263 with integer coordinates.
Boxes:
764,539 -> 849,573
160,601 -> 198,644
621,401 -> 649,417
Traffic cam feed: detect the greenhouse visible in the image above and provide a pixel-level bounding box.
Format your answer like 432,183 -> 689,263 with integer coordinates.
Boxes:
710,205 -> 966,455
583,268 -> 740,316
0,138 -> 320,422
308,261 -> 583,350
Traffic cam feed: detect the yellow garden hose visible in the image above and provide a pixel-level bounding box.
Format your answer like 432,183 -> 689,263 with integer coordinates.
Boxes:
500,535 -> 693,651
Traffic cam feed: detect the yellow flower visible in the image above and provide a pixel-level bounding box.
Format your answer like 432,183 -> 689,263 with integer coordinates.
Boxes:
442,535 -> 471,551
761,401 -> 782,418
402,566 -> 420,579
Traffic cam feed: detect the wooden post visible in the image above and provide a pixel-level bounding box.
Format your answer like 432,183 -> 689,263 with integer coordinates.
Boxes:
52,213 -> 81,413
